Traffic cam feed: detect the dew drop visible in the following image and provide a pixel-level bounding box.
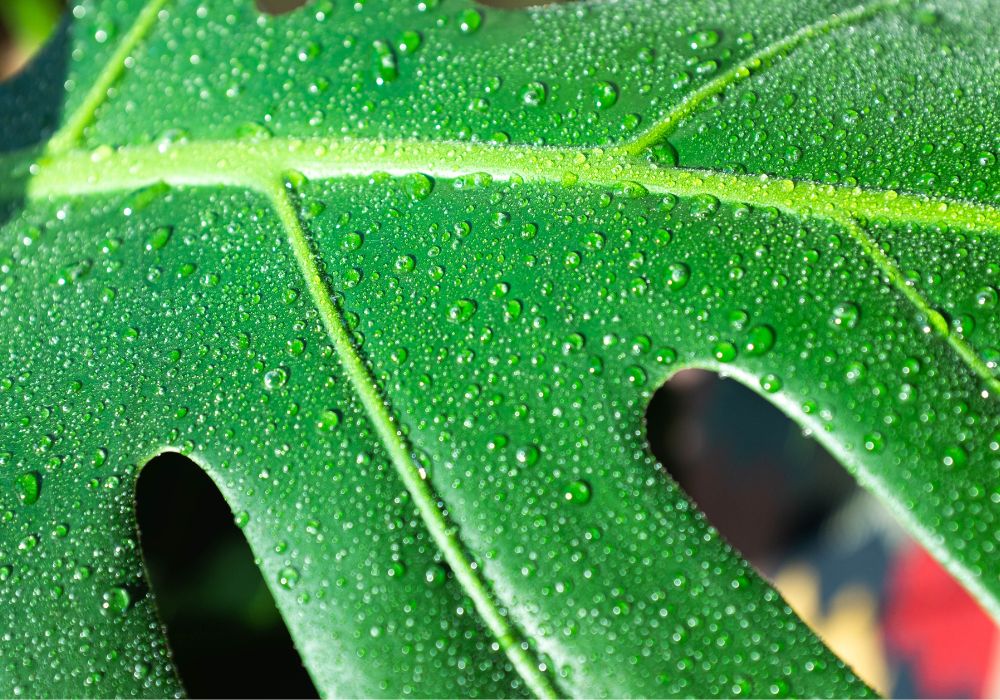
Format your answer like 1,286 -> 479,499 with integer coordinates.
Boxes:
447,298 -> 477,323
278,565 -> 301,590
830,302 -> 860,329
689,29 -> 720,49
515,445 -> 540,466
592,81 -> 619,110
458,9 -> 482,34
372,40 -> 398,85
863,432 -> 885,453
759,374 -> 782,393
665,262 -> 691,290
264,367 -> 289,390
145,226 -> 172,251
713,341 -> 737,363
101,587 -> 132,616
564,480 -> 592,504
520,81 -> 547,107
424,563 -> 447,587
317,409 -> 342,432
647,142 -> 678,166
744,325 -> 776,356
401,172 -> 434,201
16,472 -> 40,505
396,30 -> 421,54
943,446 -> 967,468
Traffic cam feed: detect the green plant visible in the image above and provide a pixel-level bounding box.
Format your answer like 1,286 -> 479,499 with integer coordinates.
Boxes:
1,0 -> 997,696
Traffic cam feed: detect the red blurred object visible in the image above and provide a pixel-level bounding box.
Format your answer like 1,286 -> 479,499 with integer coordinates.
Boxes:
883,544 -> 998,698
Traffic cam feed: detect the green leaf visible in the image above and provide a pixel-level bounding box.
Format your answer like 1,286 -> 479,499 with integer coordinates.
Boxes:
1,0 -> 997,696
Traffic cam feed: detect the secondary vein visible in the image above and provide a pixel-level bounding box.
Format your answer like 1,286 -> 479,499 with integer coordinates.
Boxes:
47,0 -> 171,154
621,0 -> 905,155
836,217 -> 1000,395
266,178 -> 560,700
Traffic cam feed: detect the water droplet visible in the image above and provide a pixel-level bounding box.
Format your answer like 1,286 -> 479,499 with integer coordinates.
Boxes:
760,374 -> 782,393
372,40 -> 398,85
145,226 -> 172,251
278,565 -> 300,590
975,286 -> 998,308
564,480 -> 592,504
562,332 -> 586,354
401,172 -> 434,201
592,81 -> 619,110
647,142 -> 678,166
744,325 -> 776,356
264,367 -> 289,390
863,432 -> 885,453
447,298 -> 477,323
396,30 -> 421,54
457,9 -> 482,34
713,341 -> 737,363
101,587 -> 132,615
515,445 -> 540,466
656,347 -> 678,365
689,29 -> 720,49
520,81 -> 547,107
424,563 -> 447,587
317,409 -> 342,432
830,302 -> 861,329
16,472 -> 40,505
665,262 -> 691,290
943,446 -> 967,468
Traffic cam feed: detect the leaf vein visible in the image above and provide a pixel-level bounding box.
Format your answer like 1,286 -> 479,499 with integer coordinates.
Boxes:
266,178 -> 560,700
47,0 -> 171,154
622,0 -> 906,155
19,136 -> 999,406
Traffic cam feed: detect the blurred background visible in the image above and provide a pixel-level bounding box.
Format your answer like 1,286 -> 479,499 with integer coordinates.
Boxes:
3,2 -> 998,697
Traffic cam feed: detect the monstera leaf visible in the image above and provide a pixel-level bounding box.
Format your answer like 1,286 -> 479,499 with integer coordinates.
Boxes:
1,0 -> 997,696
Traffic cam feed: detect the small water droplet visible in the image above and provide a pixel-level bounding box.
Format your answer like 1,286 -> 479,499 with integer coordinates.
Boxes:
713,341 -> 737,363
16,472 -> 40,505
564,480 -> 592,504
665,262 -> 691,290
830,302 -> 860,329
447,298 -> 477,323
458,9 -> 482,34
264,367 -> 289,390
592,81 -> 619,110
689,29 -> 720,49
744,325 -> 776,356
278,565 -> 301,590
101,587 -> 132,615
520,81 -> 547,107
515,445 -> 540,466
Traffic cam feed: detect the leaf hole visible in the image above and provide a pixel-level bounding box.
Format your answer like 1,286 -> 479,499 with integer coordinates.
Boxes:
0,0 -> 65,81
255,0 -> 309,16
645,369 -> 999,698
136,453 -> 319,698
475,0 -> 571,8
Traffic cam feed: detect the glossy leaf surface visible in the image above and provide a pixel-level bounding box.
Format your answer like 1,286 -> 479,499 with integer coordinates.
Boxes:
1,0 -> 998,697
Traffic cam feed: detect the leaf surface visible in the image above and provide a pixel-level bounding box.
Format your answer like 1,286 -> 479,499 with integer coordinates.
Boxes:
1,0 -> 998,697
